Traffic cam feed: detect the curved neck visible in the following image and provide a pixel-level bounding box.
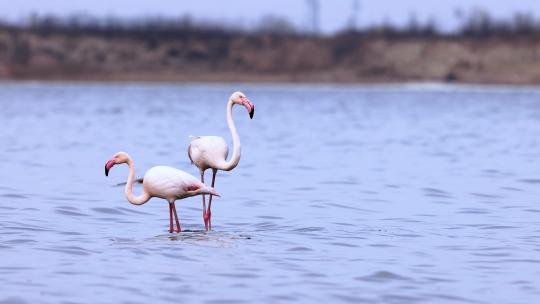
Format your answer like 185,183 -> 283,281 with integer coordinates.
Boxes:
220,98 -> 241,171
124,159 -> 150,205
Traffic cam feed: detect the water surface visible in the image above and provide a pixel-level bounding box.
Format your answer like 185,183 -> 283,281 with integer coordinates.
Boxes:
0,82 -> 539,303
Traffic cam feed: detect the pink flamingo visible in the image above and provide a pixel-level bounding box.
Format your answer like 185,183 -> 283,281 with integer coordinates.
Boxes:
105,152 -> 220,233
188,91 -> 254,230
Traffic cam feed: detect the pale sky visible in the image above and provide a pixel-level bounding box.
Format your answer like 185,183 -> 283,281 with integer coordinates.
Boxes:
1,0 -> 540,33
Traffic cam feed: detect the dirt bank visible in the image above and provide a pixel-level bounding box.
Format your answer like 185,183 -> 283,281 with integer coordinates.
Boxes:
1,29 -> 540,84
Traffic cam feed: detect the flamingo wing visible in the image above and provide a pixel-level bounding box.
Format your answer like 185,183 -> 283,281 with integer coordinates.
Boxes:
188,135 -> 203,165
187,136 -> 229,170
187,143 -> 194,164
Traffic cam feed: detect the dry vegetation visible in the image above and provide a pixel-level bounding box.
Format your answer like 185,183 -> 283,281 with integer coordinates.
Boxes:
2,12 -> 540,84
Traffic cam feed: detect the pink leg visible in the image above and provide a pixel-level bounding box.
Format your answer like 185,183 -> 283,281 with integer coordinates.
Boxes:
201,171 -> 209,231
168,203 -> 173,233
171,202 -> 181,233
207,169 -> 217,231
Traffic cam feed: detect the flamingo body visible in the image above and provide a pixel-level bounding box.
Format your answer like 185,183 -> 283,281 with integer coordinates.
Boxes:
188,136 -> 229,171
143,166 -> 209,200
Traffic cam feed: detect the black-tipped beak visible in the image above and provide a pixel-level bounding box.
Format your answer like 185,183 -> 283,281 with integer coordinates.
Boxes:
105,160 -> 115,177
241,97 -> 255,119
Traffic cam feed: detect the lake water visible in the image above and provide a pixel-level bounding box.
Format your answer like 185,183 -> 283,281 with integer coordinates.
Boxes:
0,81 -> 539,303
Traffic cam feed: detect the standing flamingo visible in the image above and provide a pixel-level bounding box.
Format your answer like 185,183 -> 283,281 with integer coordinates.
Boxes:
104,151 -> 220,233
188,91 -> 254,231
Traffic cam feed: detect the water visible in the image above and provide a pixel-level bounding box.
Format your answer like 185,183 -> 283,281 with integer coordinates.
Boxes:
0,81 -> 540,303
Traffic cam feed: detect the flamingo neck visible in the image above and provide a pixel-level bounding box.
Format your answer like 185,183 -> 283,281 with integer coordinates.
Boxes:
124,158 -> 150,205
219,98 -> 241,171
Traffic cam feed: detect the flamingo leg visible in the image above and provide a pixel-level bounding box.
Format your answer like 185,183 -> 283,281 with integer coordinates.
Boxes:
207,169 -> 217,231
168,202 -> 173,233
171,202 -> 181,233
201,170 -> 209,231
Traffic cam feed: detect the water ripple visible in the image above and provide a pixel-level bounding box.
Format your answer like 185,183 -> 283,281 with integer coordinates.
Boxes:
1,82 -> 540,303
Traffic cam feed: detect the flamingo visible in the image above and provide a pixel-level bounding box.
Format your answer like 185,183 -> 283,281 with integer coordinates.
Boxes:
188,91 -> 254,231
104,151 -> 220,233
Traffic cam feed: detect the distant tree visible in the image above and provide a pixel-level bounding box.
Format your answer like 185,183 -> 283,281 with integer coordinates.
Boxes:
257,16 -> 296,35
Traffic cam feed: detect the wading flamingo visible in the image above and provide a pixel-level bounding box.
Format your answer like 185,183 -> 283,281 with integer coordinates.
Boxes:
105,152 -> 220,233
188,91 -> 254,230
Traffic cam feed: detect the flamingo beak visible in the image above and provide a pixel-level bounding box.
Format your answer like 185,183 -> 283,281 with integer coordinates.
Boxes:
241,97 -> 254,119
105,159 -> 115,176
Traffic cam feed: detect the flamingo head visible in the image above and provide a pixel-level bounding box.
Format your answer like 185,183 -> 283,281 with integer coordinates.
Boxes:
230,91 -> 254,119
105,151 -> 130,176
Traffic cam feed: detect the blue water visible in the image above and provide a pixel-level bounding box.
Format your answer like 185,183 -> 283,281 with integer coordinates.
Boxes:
0,81 -> 539,303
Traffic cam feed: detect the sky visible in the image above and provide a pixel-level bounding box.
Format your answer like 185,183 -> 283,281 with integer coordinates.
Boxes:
1,0 -> 540,33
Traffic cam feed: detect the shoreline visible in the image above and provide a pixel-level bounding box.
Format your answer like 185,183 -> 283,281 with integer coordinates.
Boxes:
3,68 -> 540,86
3,78 -> 540,93
3,71 -> 540,86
